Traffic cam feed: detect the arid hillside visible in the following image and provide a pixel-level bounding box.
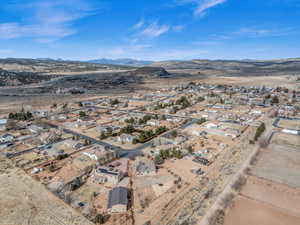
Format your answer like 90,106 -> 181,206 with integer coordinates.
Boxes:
152,58 -> 300,76
0,155 -> 94,225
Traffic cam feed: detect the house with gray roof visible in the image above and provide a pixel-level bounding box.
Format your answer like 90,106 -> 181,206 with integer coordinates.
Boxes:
107,187 -> 129,213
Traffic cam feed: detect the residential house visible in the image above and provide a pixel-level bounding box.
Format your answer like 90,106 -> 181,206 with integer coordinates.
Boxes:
147,120 -> 160,127
39,129 -> 62,144
32,110 -> 48,118
28,124 -> 45,134
0,119 -> 7,131
132,157 -> 156,176
83,145 -> 117,165
117,134 -> 136,144
92,167 -> 123,186
0,133 -> 14,143
107,187 -> 129,213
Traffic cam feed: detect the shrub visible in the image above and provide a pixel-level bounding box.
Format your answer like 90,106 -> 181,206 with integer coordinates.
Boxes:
220,192 -> 235,208
231,175 -> 247,191
208,209 -> 225,225
254,122 -> 266,141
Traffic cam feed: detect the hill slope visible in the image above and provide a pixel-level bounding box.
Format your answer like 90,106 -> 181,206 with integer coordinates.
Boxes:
152,59 -> 300,76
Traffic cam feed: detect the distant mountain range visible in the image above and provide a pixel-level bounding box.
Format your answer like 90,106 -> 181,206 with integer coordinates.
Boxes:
86,58 -> 154,66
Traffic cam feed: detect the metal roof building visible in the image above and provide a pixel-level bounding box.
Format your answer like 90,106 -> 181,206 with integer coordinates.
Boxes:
107,187 -> 128,213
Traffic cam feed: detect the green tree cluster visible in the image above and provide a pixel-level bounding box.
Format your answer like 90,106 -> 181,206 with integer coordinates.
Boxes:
9,111 -> 33,121
254,123 -> 266,141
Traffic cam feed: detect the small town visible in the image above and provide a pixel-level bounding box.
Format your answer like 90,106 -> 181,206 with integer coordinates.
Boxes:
1,82 -> 299,225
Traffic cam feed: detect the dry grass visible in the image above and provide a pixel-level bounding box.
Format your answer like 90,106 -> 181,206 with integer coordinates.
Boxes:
207,209 -> 225,225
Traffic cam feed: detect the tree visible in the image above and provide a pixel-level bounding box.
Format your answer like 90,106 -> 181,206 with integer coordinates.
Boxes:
171,130 -> 178,138
125,117 -> 135,124
8,110 -> 33,121
121,125 -> 135,134
197,118 -> 207,125
132,138 -> 138,144
271,96 -> 279,104
197,96 -> 205,102
79,111 -> 86,117
154,155 -> 164,165
254,123 -> 266,141
187,145 -> 193,154
94,214 -> 106,224
161,115 -> 166,120
99,133 -> 106,140
110,99 -> 120,105
155,126 -> 167,135
105,127 -> 113,137
172,149 -> 183,159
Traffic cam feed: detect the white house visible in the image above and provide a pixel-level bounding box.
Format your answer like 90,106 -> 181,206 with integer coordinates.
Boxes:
117,134 -> 136,144
147,120 -> 160,127
0,134 -> 14,143
205,122 -> 218,129
28,125 -> 45,134
0,119 -> 7,131
92,167 -> 123,186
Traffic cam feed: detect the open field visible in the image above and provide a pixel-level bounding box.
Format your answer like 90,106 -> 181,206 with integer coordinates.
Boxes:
202,75 -> 299,89
271,132 -> 300,148
223,196 -> 300,225
241,175 -> 300,216
278,119 -> 300,130
250,144 -> 300,189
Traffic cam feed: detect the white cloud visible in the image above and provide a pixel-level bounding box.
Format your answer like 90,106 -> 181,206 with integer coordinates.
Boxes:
173,25 -> 185,32
0,23 -> 22,39
233,27 -> 295,38
195,0 -> 227,16
140,22 -> 170,38
0,0 -> 97,42
132,19 -> 145,30
176,0 -> 227,16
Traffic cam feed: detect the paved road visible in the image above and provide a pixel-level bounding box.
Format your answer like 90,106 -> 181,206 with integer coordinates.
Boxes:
42,117 -> 199,158
6,137 -> 71,159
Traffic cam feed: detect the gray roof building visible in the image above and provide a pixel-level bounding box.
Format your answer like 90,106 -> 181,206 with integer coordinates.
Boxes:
107,187 -> 128,209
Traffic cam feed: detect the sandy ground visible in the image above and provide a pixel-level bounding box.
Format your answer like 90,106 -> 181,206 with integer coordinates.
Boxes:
224,196 -> 300,225
202,75 -> 299,89
0,155 -> 93,225
251,144 -> 300,189
271,132 -> 300,148
241,175 -> 300,216
278,119 -> 300,130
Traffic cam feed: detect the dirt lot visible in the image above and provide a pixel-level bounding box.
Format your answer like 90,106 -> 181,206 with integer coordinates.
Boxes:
278,119 -> 300,130
250,144 -> 300,189
202,75 -> 299,89
0,155 -> 93,225
223,196 -> 300,225
241,175 -> 300,216
271,132 -> 300,148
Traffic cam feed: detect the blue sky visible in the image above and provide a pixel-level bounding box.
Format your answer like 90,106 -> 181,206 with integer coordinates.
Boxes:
0,0 -> 299,60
